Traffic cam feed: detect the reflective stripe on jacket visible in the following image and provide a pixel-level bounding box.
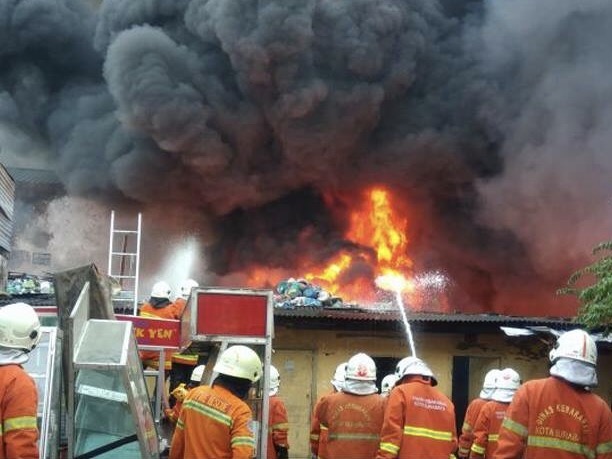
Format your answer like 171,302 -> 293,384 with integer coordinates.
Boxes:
495,376 -> 612,459
169,384 -> 255,459
377,375 -> 458,459
312,391 -> 386,459
458,397 -> 487,457
0,364 -> 39,459
267,395 -> 289,459
469,400 -> 508,458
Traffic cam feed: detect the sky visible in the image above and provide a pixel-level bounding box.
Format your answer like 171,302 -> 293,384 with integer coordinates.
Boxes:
1,0 -> 611,315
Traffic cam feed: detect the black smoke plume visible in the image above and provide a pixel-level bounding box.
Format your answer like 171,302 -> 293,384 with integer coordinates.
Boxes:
1,0 -> 611,316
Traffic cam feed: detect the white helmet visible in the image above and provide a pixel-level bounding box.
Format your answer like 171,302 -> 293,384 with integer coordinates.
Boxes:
180,279 -> 199,299
331,362 -> 347,391
492,367 -> 521,402
0,303 -> 41,352
483,369 -> 500,389
190,365 -> 205,383
151,280 -> 171,299
549,329 -> 597,366
381,374 -> 398,395
395,356 -> 437,386
345,353 -> 377,381
270,365 -> 280,389
495,368 -> 521,391
213,345 -> 263,383
479,369 -> 501,399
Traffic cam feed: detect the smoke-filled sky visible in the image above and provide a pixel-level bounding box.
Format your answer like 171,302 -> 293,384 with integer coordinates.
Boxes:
1,0 -> 611,316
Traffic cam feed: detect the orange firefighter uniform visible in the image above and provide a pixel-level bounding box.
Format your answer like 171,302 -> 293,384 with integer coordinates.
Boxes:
494,376 -> 612,459
268,394 -> 289,459
469,400 -> 508,458
311,391 -> 386,459
169,384 -> 255,459
139,299 -> 181,370
0,364 -> 39,459
458,397 -> 487,458
311,391 -> 334,459
376,375 -> 458,459
169,297 -> 197,369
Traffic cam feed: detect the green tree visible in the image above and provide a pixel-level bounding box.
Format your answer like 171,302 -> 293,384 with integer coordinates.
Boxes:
557,241 -> 612,333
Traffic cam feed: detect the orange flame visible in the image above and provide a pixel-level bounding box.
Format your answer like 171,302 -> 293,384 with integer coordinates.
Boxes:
304,186 -> 413,302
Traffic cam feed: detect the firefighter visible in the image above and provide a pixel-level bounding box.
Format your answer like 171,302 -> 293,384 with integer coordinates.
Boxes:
169,345 -> 262,459
0,302 -> 41,459
139,280 -> 179,371
469,367 -> 520,458
495,329 -> 612,459
311,353 -> 386,459
173,279 -> 198,317
169,279 -> 200,403
458,369 -> 501,458
381,373 -> 398,397
268,365 -> 289,459
165,364 -> 205,424
376,356 -> 458,459
310,361 -> 347,458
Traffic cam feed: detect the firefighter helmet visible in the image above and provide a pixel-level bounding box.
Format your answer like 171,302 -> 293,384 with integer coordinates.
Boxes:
0,302 -> 41,352
151,280 -> 171,299
495,368 -> 521,390
331,362 -> 347,391
190,365 -> 205,383
180,279 -> 199,299
345,353 -> 377,381
483,368 -> 501,389
270,365 -> 280,389
549,329 -> 597,366
381,374 -> 398,395
213,345 -> 262,382
395,356 -> 438,386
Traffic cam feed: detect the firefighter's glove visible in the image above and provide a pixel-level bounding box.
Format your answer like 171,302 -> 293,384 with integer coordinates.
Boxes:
275,445 -> 288,459
171,383 -> 188,401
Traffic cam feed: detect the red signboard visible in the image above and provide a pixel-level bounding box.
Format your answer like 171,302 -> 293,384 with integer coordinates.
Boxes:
196,292 -> 269,337
116,314 -> 181,348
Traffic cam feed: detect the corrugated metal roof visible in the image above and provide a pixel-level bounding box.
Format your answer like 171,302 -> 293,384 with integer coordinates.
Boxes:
6,167 -> 60,184
0,165 -> 15,219
0,166 -> 14,252
273,305 -> 573,326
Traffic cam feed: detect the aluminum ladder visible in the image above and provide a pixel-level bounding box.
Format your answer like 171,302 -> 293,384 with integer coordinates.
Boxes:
107,211 -> 142,315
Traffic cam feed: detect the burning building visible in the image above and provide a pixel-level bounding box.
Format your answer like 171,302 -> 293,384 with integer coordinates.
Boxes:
2,0 -> 612,318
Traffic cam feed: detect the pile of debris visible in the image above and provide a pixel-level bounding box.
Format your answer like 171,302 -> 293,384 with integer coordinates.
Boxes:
5,273 -> 54,296
273,278 -> 346,309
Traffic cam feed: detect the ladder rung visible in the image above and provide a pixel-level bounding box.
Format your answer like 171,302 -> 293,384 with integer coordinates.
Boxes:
111,252 -> 138,256
113,230 -> 139,234
111,275 -> 137,279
